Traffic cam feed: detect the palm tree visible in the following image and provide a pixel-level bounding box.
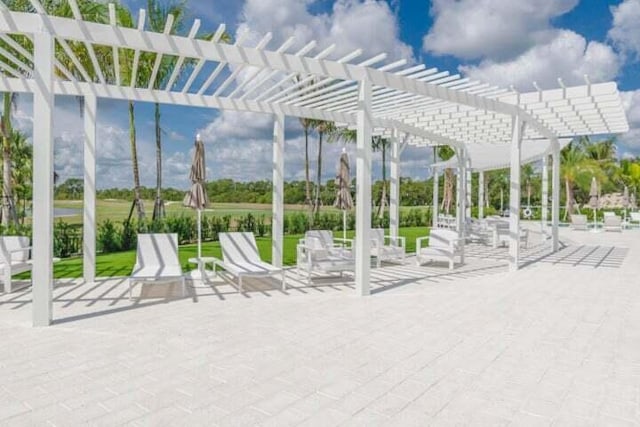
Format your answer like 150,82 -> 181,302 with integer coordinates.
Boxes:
372,136 -> 391,218
437,146 -> 455,214
146,0 -> 188,221
313,120 -> 335,216
300,117 -> 314,208
560,142 -> 601,220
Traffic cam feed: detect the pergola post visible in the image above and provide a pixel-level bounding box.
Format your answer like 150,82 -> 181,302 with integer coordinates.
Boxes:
355,79 -> 372,296
541,155 -> 549,231
551,139 -> 560,252
83,93 -> 97,284
456,149 -> 466,235
32,30 -> 55,327
478,171 -> 484,219
509,115 -> 525,271
432,168 -> 439,228
389,129 -> 400,239
272,113 -> 285,268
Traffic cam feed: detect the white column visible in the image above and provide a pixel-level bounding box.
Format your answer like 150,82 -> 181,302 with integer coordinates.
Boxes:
83,93 -> 97,285
355,79 -> 372,296
32,31 -> 54,327
389,129 -> 400,239
478,171 -> 485,219
466,163 -> 472,219
509,116 -> 525,271
541,155 -> 549,230
432,169 -> 439,228
272,113 -> 285,268
456,149 -> 465,235
551,139 -> 560,252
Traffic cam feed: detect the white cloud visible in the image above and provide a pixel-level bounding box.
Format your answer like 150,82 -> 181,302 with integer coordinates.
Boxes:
618,90 -> 640,157
422,0 -> 578,60
239,0 -> 413,62
459,30 -> 621,90
608,0 -> 640,60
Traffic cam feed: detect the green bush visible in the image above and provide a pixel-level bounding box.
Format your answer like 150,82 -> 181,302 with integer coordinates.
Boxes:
97,219 -> 121,253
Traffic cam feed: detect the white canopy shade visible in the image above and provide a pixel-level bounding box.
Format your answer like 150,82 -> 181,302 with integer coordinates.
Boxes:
432,138 -> 573,172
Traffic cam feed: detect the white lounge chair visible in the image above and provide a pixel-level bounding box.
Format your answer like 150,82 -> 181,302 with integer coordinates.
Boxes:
629,212 -> 640,228
370,228 -> 405,267
466,218 -> 490,244
416,229 -> 463,269
570,214 -> 588,231
486,218 -> 529,248
217,232 -> 285,292
0,236 -> 31,293
129,233 -> 185,300
603,214 -> 622,232
296,230 -> 354,285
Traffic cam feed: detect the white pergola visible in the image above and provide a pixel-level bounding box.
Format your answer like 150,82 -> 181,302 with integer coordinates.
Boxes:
0,2 -> 629,326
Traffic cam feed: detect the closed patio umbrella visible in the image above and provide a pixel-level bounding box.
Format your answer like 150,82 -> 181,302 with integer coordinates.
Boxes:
588,177 -> 599,232
631,192 -> 637,210
333,148 -> 353,240
183,134 -> 209,260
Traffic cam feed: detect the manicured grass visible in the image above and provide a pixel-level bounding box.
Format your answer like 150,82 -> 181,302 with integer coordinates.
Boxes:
51,226 -> 429,279
53,199 -> 433,225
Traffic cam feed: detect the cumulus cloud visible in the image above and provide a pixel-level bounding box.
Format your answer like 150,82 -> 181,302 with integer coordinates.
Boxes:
238,0 -> 413,62
423,0 -> 578,60
194,0 -> 423,183
608,0 -> 640,60
460,30 -> 621,90
618,90 -> 640,157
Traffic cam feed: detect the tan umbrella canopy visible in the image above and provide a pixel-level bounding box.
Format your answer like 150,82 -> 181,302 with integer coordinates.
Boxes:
334,149 -> 353,240
183,134 -> 209,258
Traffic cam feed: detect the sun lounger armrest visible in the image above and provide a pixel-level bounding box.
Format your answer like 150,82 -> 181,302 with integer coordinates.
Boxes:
416,236 -> 429,252
385,235 -> 405,249
8,246 -> 31,253
334,237 -> 353,248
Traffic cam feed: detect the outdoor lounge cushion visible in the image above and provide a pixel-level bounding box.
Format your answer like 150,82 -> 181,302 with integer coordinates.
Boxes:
129,233 -> 185,299
218,232 -> 285,292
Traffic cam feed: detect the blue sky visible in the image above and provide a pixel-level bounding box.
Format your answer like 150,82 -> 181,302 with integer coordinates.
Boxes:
12,0 -> 640,189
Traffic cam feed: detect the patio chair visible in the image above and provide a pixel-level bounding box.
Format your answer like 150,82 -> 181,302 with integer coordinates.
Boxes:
629,212 -> 640,228
370,228 -> 405,267
0,236 -> 32,293
486,218 -> 529,248
217,232 -> 285,292
603,214 -> 623,232
465,218 -> 490,244
416,229 -> 463,269
296,230 -> 354,285
129,233 -> 185,300
570,214 -> 588,231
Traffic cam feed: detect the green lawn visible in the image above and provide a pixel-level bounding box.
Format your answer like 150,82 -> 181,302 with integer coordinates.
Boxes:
51,226 -> 429,279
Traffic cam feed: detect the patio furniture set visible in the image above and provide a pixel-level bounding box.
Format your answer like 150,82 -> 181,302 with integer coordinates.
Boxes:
124,227 -> 465,299
570,211 -> 640,232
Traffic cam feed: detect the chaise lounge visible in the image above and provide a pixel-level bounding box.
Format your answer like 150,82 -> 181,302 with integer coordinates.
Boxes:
0,236 -> 32,293
129,233 -> 185,300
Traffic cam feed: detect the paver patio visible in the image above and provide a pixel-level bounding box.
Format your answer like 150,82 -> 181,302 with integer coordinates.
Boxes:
1,226 -> 639,426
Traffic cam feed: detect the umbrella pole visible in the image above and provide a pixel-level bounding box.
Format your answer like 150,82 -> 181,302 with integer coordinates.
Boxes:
197,209 -> 202,259
343,210 -> 347,241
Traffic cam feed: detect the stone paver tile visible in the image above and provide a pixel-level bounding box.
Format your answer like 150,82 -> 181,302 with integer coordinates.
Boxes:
511,411 -> 553,426
287,392 -> 336,416
318,378 -> 362,400
250,390 -> 300,416
218,406 -> 270,426
595,414 -> 639,427
561,396 -> 599,420
367,392 -> 411,418
550,411 -> 597,427
261,407 -> 309,427
88,403 -> 149,426
298,408 -> 350,427
522,398 -> 562,419
598,399 -> 640,423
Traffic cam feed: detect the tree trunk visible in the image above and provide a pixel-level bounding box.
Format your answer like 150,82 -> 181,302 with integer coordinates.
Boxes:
127,101 -> 145,223
152,102 -> 165,221
443,168 -> 454,214
564,178 -> 573,221
304,126 -> 312,209
377,145 -> 387,218
314,130 -> 323,216
1,92 -> 16,226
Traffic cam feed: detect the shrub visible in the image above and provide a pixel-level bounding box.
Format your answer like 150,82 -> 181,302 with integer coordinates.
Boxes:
97,219 -> 121,253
